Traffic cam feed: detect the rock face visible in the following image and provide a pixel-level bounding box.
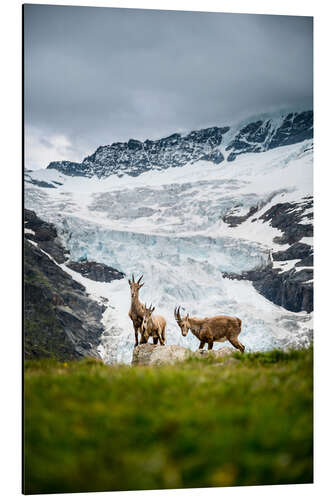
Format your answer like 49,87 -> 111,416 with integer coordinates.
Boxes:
24,239 -> 105,361
222,205 -> 259,227
24,209 -> 69,263
259,197 -> 313,245
46,110 -> 312,178
226,111 -> 313,161
132,344 -> 238,366
65,259 -> 125,282
47,127 -> 229,178
221,195 -> 313,313
222,263 -> 313,314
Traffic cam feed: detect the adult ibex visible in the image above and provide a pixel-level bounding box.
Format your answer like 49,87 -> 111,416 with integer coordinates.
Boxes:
128,274 -> 145,346
140,304 -> 166,346
174,307 -> 245,353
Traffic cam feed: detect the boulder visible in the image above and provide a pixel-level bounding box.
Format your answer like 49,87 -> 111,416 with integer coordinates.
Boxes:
132,344 -> 190,366
132,344 -> 238,366
196,346 -> 237,358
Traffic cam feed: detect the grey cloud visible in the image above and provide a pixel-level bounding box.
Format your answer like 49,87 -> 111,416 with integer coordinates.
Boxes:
24,5 -> 313,167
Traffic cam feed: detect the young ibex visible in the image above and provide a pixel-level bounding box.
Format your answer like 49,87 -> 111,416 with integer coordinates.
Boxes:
128,274 -> 145,346
140,304 -> 166,346
174,306 -> 245,353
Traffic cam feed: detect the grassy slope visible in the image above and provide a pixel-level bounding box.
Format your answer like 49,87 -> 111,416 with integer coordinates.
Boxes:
24,349 -> 313,494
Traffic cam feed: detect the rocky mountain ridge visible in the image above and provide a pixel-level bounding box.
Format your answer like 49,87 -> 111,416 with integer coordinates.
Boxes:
45,110 -> 313,178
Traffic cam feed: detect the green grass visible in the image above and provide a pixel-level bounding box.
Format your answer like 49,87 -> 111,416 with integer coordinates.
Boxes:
24,348 -> 313,494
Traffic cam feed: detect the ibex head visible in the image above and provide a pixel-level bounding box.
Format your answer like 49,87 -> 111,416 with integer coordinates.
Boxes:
128,274 -> 144,298
141,303 -> 155,341
174,306 -> 190,336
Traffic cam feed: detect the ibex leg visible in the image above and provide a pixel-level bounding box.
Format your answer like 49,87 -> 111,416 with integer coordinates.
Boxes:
229,338 -> 245,353
208,342 -> 214,350
160,326 -> 166,346
199,340 -> 205,349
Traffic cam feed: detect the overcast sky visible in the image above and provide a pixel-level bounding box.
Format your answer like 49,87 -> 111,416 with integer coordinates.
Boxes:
24,4 -> 313,170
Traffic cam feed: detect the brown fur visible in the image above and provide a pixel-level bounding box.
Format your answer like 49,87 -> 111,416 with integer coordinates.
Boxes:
174,307 -> 244,353
140,304 -> 166,346
128,274 -> 146,346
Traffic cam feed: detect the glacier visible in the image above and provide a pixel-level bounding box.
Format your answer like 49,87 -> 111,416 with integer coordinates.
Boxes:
25,129 -> 313,364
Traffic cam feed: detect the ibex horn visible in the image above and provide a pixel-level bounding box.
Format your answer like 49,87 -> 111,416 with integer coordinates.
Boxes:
137,275 -> 143,284
132,273 -> 135,283
174,306 -> 181,321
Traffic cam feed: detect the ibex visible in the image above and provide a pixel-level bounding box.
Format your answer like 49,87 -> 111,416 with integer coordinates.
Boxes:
174,306 -> 245,353
128,274 -> 146,346
140,304 -> 166,346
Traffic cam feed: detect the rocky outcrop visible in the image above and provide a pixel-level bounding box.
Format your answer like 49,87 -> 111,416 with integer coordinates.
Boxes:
221,195 -> 313,313
252,267 -> 313,313
226,111 -> 313,161
132,344 -> 190,365
132,344 -> 238,366
272,242 -> 312,262
24,239 -> 105,361
24,209 -> 69,263
65,259 -> 125,282
259,197 -> 313,245
222,205 -> 259,227
222,263 -> 313,313
194,346 -> 238,359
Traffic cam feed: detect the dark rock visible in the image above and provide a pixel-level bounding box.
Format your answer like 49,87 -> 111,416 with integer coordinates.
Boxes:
47,160 -> 86,177
252,267 -> 313,313
259,197 -> 313,246
226,110 -> 313,161
222,264 -> 313,313
222,205 -> 258,227
24,209 -> 69,263
25,178 -> 57,188
272,243 -> 312,261
66,260 -> 125,282
227,153 -> 238,162
24,239 -> 105,361
295,254 -> 313,267
273,225 -> 313,245
200,150 -> 224,164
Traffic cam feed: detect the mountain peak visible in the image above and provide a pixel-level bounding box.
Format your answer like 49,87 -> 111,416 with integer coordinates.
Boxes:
46,110 -> 313,178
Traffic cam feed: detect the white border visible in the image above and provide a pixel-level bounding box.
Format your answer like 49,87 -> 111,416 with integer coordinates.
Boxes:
1,1 -> 332,499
